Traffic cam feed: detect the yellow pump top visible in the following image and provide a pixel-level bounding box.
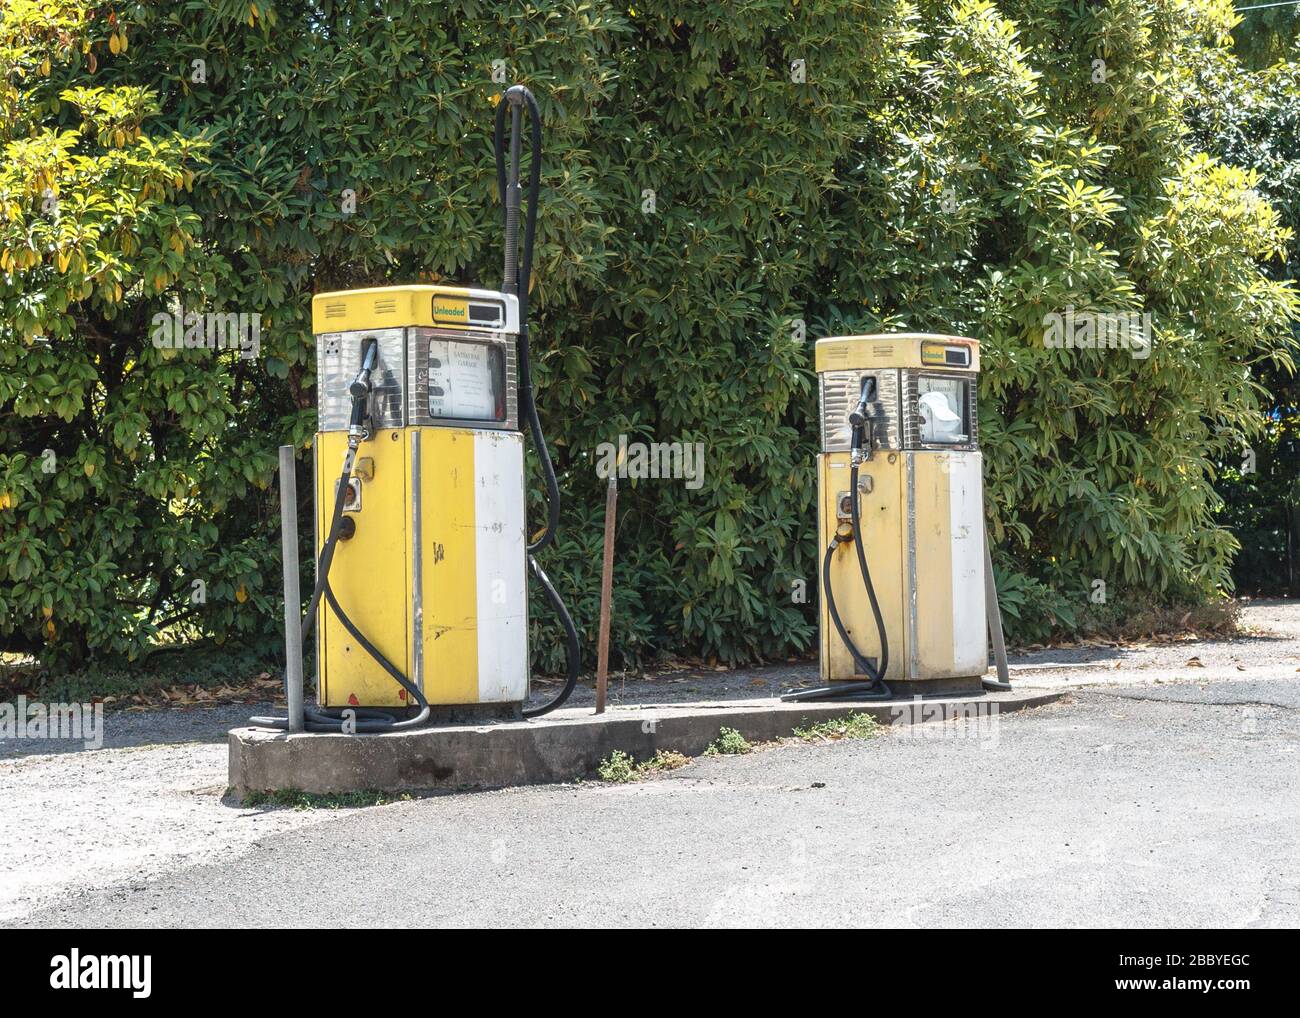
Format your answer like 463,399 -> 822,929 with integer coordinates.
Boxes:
312,284 -> 520,335
815,333 -> 980,374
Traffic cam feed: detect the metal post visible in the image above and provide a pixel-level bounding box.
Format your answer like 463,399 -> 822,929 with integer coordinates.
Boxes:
982,514 -> 1012,691
595,474 -> 618,714
279,445 -> 305,732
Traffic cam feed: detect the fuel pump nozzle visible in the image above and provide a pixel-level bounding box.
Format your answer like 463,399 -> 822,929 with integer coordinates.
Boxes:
849,376 -> 882,464
347,338 -> 379,439
349,338 -> 378,400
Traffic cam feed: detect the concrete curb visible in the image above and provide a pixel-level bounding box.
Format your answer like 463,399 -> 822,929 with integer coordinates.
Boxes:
227,689 -> 1065,798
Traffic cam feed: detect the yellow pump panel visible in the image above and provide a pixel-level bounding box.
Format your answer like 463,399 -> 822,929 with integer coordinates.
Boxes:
315,430 -> 411,708
417,427 -> 480,707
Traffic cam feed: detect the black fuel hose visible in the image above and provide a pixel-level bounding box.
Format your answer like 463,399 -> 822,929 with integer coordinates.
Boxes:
782,515 -> 892,703
252,353 -> 432,733
849,461 -> 890,684
495,85 -> 581,718
782,437 -> 892,702
822,534 -> 877,680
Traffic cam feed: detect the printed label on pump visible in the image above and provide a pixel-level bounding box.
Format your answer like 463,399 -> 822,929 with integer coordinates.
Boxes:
428,338 -> 495,419
432,296 -> 469,324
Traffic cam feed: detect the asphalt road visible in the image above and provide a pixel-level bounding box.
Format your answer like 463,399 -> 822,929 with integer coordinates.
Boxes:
9,678 -> 1300,928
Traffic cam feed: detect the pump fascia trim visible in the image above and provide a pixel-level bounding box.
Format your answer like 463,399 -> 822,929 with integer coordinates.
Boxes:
815,334 -> 980,374
312,285 -> 521,335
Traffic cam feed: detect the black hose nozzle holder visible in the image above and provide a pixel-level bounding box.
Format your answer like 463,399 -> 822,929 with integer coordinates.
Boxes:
347,338 -> 378,439
849,376 -> 885,464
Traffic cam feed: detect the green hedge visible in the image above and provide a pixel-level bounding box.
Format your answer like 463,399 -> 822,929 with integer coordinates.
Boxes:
2,0 -> 1296,674
1190,44 -> 1300,595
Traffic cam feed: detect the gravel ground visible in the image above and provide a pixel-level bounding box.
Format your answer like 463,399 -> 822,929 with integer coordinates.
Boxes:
0,703 -> 270,761
2,599 -> 1298,927
1002,598 -> 1300,689
0,741 -> 325,923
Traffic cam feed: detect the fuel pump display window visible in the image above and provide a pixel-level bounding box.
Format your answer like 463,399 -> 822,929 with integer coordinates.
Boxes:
916,375 -> 968,444
426,337 -> 506,422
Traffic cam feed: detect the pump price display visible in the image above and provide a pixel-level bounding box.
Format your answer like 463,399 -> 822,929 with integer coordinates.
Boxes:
426,338 -> 504,421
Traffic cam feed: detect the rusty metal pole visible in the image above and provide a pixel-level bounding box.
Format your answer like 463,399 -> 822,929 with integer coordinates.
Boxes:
595,473 -> 618,714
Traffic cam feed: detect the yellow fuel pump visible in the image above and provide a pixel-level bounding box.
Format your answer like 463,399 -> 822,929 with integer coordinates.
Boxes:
309,284 -> 532,712
255,85 -> 579,731
791,334 -> 988,701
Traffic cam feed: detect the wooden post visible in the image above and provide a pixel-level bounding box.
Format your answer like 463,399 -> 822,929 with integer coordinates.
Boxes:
595,473 -> 618,714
